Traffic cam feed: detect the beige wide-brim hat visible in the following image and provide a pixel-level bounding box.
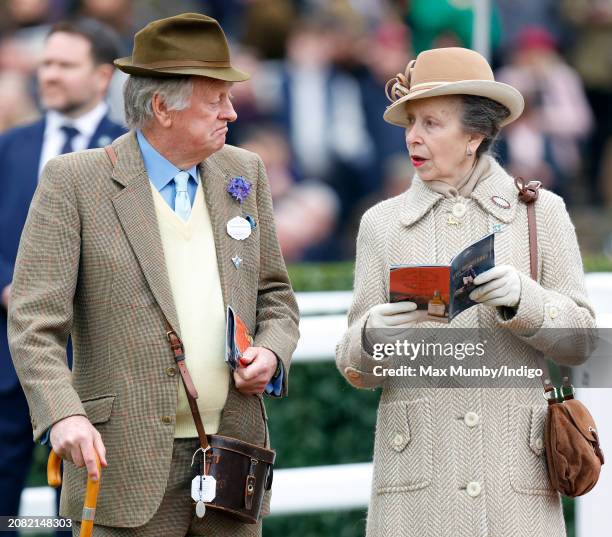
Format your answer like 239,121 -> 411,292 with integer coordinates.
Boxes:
114,12 -> 249,82
383,47 -> 524,128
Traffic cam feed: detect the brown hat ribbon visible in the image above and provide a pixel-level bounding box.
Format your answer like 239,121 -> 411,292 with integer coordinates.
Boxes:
385,59 -> 416,103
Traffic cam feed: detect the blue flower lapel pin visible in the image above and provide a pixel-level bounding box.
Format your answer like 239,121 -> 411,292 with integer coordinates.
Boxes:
227,176 -> 252,204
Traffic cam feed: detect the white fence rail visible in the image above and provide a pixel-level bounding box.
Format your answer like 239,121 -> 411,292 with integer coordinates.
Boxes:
20,274 -> 612,533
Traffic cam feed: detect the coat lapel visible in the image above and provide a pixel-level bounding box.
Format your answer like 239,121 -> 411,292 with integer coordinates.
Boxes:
198,151 -> 240,310
28,119 -> 45,185
400,176 -> 444,227
109,133 -> 182,336
470,159 -> 520,223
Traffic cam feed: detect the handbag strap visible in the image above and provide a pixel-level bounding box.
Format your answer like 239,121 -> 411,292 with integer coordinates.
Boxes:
515,177 -> 541,281
515,177 -> 572,396
165,323 -> 210,450
104,145 -> 210,450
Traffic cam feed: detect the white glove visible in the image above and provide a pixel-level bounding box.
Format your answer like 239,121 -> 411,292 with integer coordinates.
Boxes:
469,265 -> 521,308
366,301 -> 422,329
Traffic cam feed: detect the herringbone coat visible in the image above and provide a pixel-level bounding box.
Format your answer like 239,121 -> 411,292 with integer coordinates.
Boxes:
336,157 -> 596,537
8,132 -> 299,528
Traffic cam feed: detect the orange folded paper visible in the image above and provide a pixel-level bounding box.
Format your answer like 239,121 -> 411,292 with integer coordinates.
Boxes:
225,305 -> 252,369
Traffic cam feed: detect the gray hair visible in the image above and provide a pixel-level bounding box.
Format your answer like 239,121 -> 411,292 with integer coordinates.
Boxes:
459,95 -> 511,157
123,75 -> 194,130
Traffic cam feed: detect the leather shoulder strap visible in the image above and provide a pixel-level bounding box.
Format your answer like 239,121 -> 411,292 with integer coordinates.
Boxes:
515,177 -> 571,389
515,177 -> 541,280
104,145 -> 118,167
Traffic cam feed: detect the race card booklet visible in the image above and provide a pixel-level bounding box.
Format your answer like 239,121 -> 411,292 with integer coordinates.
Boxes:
225,305 -> 253,370
389,232 -> 495,322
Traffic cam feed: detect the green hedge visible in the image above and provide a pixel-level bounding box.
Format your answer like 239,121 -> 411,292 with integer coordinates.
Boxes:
287,256 -> 612,293
27,258 -> 609,535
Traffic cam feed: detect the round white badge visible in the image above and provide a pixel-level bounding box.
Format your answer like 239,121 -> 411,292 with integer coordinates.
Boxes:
227,216 -> 252,240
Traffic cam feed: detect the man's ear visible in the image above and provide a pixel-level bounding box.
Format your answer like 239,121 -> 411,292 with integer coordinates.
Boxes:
151,93 -> 173,128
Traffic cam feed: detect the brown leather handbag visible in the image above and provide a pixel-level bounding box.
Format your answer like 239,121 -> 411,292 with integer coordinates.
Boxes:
516,178 -> 604,497
104,145 -> 275,523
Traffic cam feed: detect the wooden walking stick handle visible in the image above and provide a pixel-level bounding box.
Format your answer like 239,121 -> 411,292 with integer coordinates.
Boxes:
47,449 -> 102,537
47,450 -> 62,487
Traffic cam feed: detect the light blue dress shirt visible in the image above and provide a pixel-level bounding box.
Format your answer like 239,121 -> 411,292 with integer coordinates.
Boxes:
136,130 -> 199,208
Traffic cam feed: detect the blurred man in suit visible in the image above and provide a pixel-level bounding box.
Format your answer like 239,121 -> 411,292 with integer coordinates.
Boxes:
0,18 -> 125,529
8,13 -> 298,537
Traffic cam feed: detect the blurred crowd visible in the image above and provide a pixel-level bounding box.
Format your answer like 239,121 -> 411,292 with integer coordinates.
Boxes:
1,0 -> 612,262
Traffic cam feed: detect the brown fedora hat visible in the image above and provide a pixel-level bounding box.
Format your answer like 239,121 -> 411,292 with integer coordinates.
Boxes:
384,47 -> 524,128
114,12 -> 249,81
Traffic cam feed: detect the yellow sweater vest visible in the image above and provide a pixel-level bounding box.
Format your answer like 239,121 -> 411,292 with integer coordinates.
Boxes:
150,181 -> 228,437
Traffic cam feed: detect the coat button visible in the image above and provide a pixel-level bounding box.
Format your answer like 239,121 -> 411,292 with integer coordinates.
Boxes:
161,415 -> 173,424
535,438 -> 544,450
464,412 -> 480,427
166,366 -> 176,377
452,202 -> 467,218
392,433 -> 405,450
549,306 -> 559,319
466,481 -> 482,498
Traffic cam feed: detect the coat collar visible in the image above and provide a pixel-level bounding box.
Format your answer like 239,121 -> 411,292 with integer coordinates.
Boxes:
108,131 -> 148,187
400,156 -> 520,227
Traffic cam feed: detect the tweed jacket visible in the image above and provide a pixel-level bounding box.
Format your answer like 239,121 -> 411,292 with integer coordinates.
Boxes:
336,157 -> 596,537
8,132 -> 299,527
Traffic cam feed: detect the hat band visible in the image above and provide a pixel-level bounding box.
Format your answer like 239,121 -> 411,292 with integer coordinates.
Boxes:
130,59 -> 232,69
409,80 -> 455,91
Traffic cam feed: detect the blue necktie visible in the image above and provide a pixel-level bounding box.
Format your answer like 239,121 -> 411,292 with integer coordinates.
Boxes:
60,125 -> 80,155
174,171 -> 192,221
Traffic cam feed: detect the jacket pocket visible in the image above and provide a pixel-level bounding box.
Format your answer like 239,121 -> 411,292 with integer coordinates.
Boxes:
374,398 -> 433,493
82,394 -> 116,425
508,404 -> 555,495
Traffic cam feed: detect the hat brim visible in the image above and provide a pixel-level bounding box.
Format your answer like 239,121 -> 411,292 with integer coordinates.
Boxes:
114,56 -> 250,82
383,80 -> 524,128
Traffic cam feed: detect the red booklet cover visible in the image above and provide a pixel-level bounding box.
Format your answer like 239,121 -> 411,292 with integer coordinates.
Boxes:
390,233 -> 495,322
390,265 -> 451,321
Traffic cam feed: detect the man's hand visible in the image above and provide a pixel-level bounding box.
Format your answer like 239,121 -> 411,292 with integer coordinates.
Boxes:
1,284 -> 10,309
234,347 -> 278,395
50,415 -> 108,482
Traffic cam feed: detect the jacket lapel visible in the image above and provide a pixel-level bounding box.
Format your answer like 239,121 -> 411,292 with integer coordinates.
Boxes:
109,133 -> 182,336
198,152 -> 240,310
28,119 -> 45,184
